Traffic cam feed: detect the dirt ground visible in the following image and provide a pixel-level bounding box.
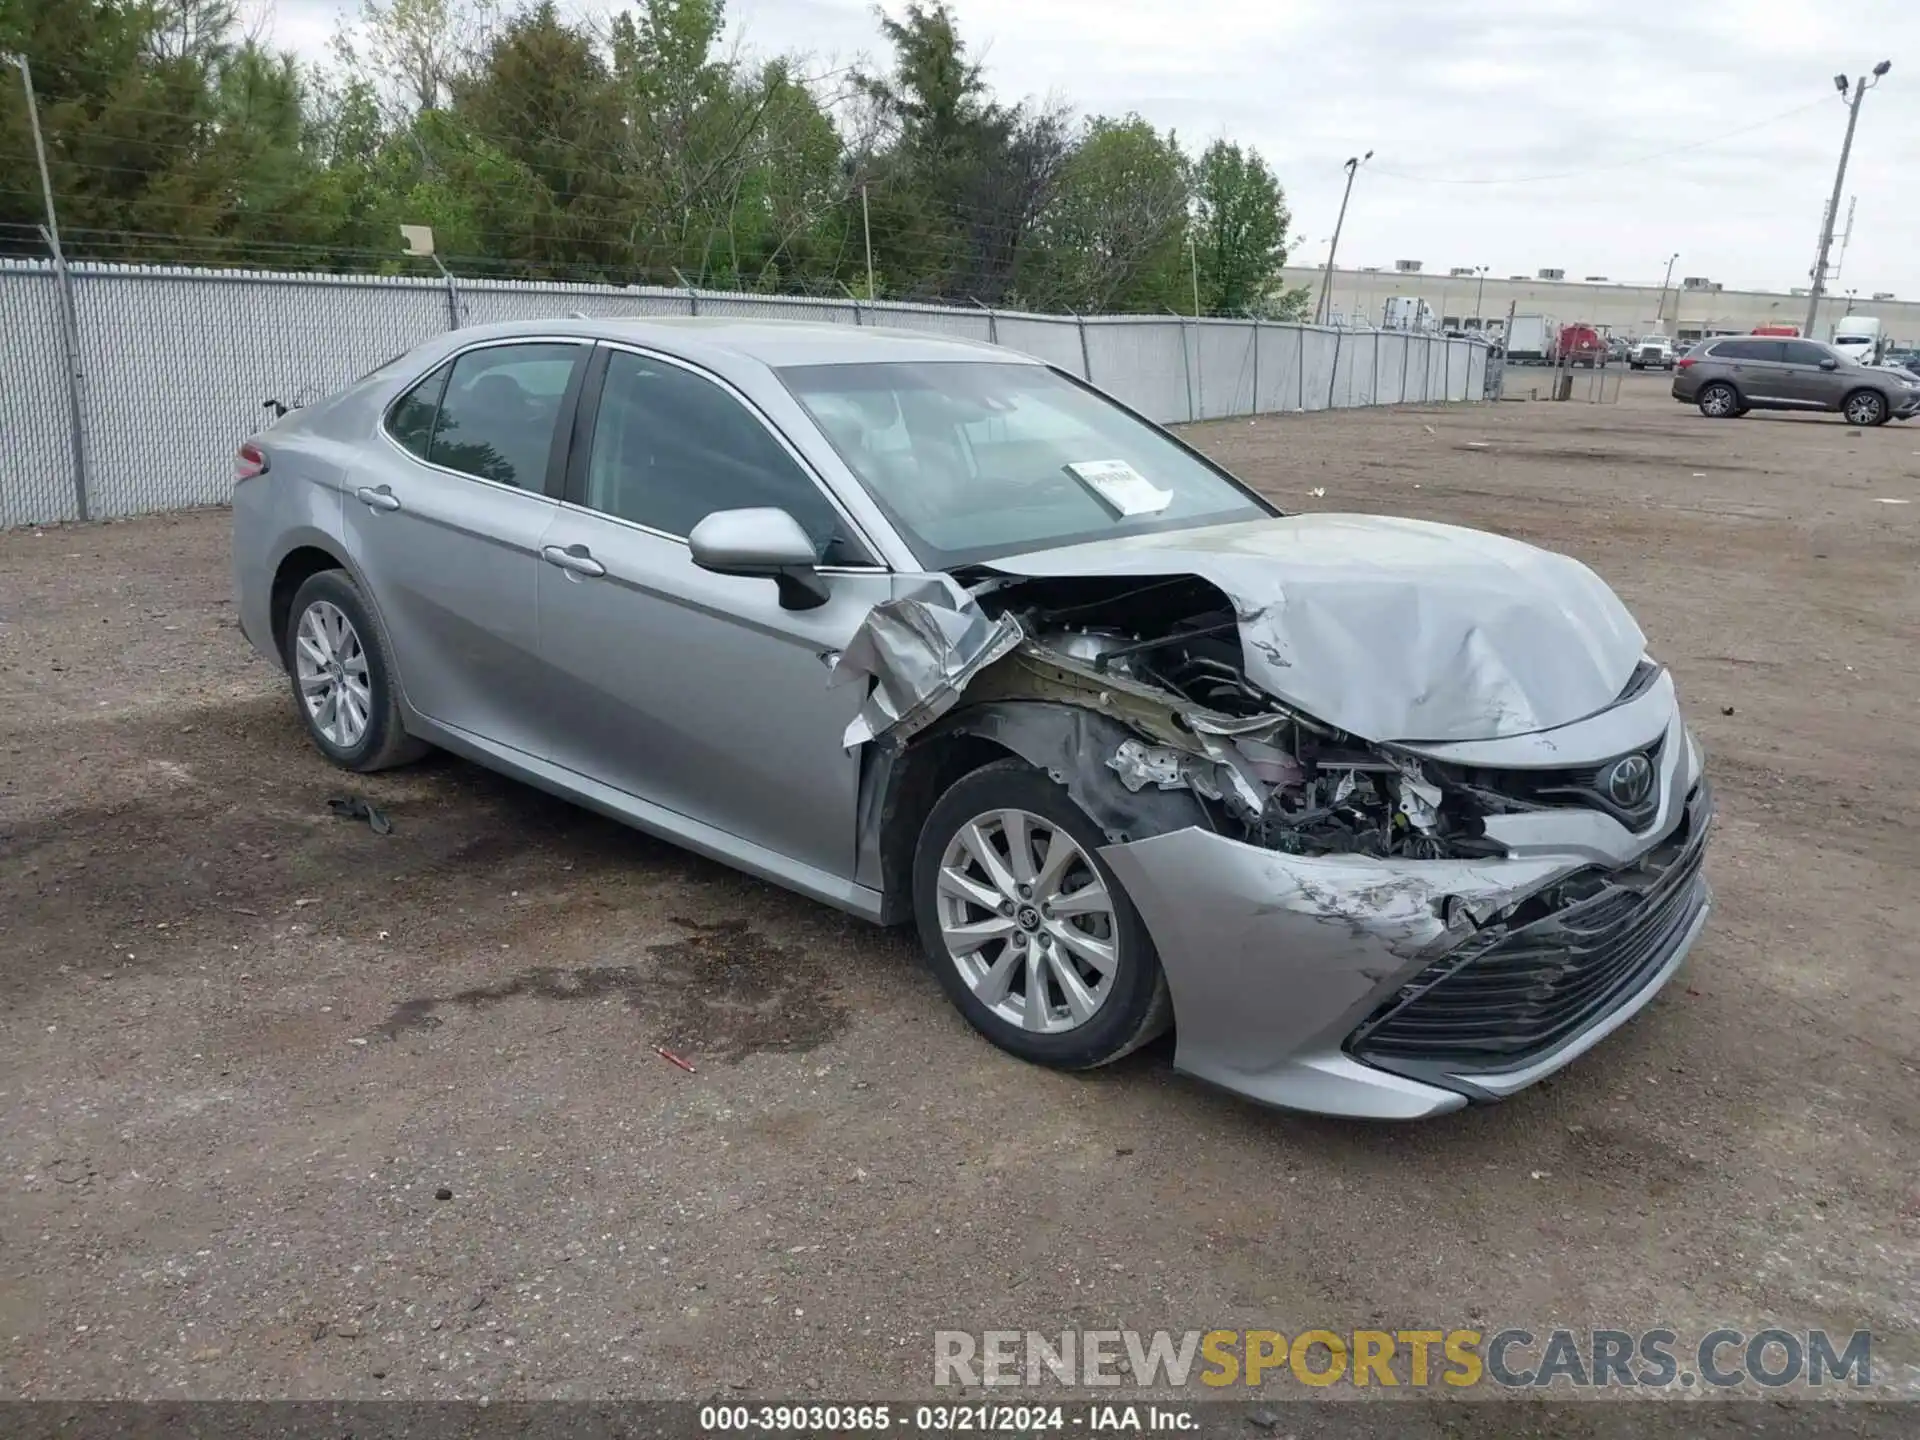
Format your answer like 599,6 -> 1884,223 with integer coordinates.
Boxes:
1,372 -> 1916,1410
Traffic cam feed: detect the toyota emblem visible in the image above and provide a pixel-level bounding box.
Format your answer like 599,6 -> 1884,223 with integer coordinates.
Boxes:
1604,754 -> 1654,807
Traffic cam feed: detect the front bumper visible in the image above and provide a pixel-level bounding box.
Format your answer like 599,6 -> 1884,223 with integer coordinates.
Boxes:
1098,686 -> 1711,1120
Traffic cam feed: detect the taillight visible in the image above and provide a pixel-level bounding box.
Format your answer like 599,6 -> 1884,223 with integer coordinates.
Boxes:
1675,355 -> 1696,370
235,442 -> 270,481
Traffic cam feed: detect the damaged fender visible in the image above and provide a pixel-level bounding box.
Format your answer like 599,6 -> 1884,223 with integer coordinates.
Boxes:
830,596 -> 1023,748
929,702 -> 1215,845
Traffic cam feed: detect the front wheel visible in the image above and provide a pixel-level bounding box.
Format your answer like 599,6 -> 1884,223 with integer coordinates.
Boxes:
1697,382 -> 1741,418
913,760 -> 1171,1070
1842,389 -> 1889,426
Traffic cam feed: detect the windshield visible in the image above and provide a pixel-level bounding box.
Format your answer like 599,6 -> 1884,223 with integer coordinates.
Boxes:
779,361 -> 1271,567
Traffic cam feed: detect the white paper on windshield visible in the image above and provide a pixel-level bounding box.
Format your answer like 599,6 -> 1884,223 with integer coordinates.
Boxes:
1064,459 -> 1172,517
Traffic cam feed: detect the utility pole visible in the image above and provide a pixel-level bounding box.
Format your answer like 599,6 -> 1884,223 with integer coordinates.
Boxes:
1314,150 -> 1371,325
1187,232 -> 1201,318
4,50 -> 89,521
1473,265 -> 1488,327
860,184 -> 876,301
1806,61 -> 1890,337
1653,252 -> 1678,331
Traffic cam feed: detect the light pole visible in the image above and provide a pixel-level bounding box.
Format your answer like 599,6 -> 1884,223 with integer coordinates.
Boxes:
4,49 -> 89,521
1314,150 -> 1372,325
1473,265 -> 1489,327
1806,61 -> 1890,337
1653,251 -> 1679,331
3,51 -> 63,264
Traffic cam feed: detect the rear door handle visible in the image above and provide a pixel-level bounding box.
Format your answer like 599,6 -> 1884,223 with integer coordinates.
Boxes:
355,485 -> 401,512
542,544 -> 606,578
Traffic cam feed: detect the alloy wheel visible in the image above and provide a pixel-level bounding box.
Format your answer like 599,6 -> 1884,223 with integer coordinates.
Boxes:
1845,392 -> 1883,426
294,600 -> 372,748
935,807 -> 1118,1034
1700,385 -> 1736,417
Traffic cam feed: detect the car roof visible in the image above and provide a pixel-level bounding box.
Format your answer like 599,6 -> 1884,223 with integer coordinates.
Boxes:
423,316 -> 1026,371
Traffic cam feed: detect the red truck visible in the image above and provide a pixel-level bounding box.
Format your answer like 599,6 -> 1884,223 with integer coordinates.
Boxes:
1557,323 -> 1607,368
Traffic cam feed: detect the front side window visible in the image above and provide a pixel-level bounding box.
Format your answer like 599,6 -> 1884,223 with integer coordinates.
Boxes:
582,351 -> 863,563
1782,341 -> 1832,367
780,361 -> 1271,568
427,343 -> 581,489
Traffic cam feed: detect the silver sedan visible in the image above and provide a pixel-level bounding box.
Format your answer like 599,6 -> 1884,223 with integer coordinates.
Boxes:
231,318 -> 1711,1119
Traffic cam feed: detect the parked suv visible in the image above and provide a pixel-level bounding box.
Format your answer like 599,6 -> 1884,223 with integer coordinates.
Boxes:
1671,336 -> 1920,425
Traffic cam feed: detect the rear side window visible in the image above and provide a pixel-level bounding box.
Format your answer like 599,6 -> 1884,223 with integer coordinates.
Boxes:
428,343 -> 582,490
386,363 -> 450,461
1710,339 -> 1780,362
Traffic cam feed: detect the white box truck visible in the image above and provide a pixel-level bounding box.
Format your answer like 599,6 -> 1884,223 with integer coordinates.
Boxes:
1381,296 -> 1436,331
1832,315 -> 1886,365
1505,314 -> 1555,365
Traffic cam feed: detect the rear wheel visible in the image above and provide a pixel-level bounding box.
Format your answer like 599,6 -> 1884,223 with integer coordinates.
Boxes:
1842,389 -> 1889,426
284,570 -> 427,772
1697,382 -> 1740,418
913,760 -> 1170,1070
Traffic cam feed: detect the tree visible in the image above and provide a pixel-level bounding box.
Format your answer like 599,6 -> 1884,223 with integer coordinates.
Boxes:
853,1 -> 1066,303
331,0 -> 497,115
1189,139 -> 1294,315
2,0 -> 1307,308
1022,114 -> 1190,312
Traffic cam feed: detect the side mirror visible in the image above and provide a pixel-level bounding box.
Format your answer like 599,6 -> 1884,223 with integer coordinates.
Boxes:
688,507 -> 830,611
1819,357 -> 1839,370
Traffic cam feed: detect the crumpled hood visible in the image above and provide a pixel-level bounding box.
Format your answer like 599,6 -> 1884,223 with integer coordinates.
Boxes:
985,513 -> 1647,743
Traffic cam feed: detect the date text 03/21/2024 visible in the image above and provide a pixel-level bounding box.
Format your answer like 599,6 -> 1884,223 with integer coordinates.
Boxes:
698,1404 -> 1195,1432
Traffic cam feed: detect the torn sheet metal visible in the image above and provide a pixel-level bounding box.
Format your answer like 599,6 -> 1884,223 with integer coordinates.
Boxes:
985,513 -> 1647,743
831,597 -> 1023,749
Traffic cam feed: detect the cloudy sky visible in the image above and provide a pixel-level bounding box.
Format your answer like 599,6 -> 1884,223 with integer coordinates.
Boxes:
259,0 -> 1918,296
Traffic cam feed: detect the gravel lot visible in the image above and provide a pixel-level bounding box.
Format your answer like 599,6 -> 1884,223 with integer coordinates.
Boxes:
2,373 -> 1916,1409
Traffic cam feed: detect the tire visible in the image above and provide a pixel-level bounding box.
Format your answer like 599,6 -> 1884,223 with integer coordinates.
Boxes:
1630,363 -> 1643,371
283,569 -> 428,772
913,759 -> 1172,1071
1696,382 -> 1740,419
1842,389 -> 1889,427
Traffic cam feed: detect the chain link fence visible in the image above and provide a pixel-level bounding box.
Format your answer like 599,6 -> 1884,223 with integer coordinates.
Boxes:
0,261 -> 1489,528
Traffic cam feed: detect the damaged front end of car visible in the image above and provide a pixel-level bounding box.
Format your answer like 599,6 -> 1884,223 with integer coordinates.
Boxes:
837,562 -> 1712,1120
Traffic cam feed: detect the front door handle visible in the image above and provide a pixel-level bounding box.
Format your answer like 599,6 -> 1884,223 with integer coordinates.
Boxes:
542,544 -> 606,578
355,485 -> 401,512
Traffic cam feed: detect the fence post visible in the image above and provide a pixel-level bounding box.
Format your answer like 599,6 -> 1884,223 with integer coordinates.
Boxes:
428,254 -> 461,328
1297,325 -> 1306,411
1073,310 -> 1091,381
674,267 -> 699,316
1371,330 -> 1380,407
1171,310 -> 1196,421
970,296 -> 998,344
1402,331 -> 1413,403
1250,315 -> 1260,415
40,231 -> 90,521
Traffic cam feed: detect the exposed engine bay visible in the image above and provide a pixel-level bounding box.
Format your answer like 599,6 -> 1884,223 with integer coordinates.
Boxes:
946,573 -> 1520,861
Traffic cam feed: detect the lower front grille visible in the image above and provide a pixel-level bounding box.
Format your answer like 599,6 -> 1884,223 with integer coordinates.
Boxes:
1349,785 -> 1711,1082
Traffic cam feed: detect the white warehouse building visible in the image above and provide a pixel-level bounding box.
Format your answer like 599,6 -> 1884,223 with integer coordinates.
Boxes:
1285,263 -> 1918,348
